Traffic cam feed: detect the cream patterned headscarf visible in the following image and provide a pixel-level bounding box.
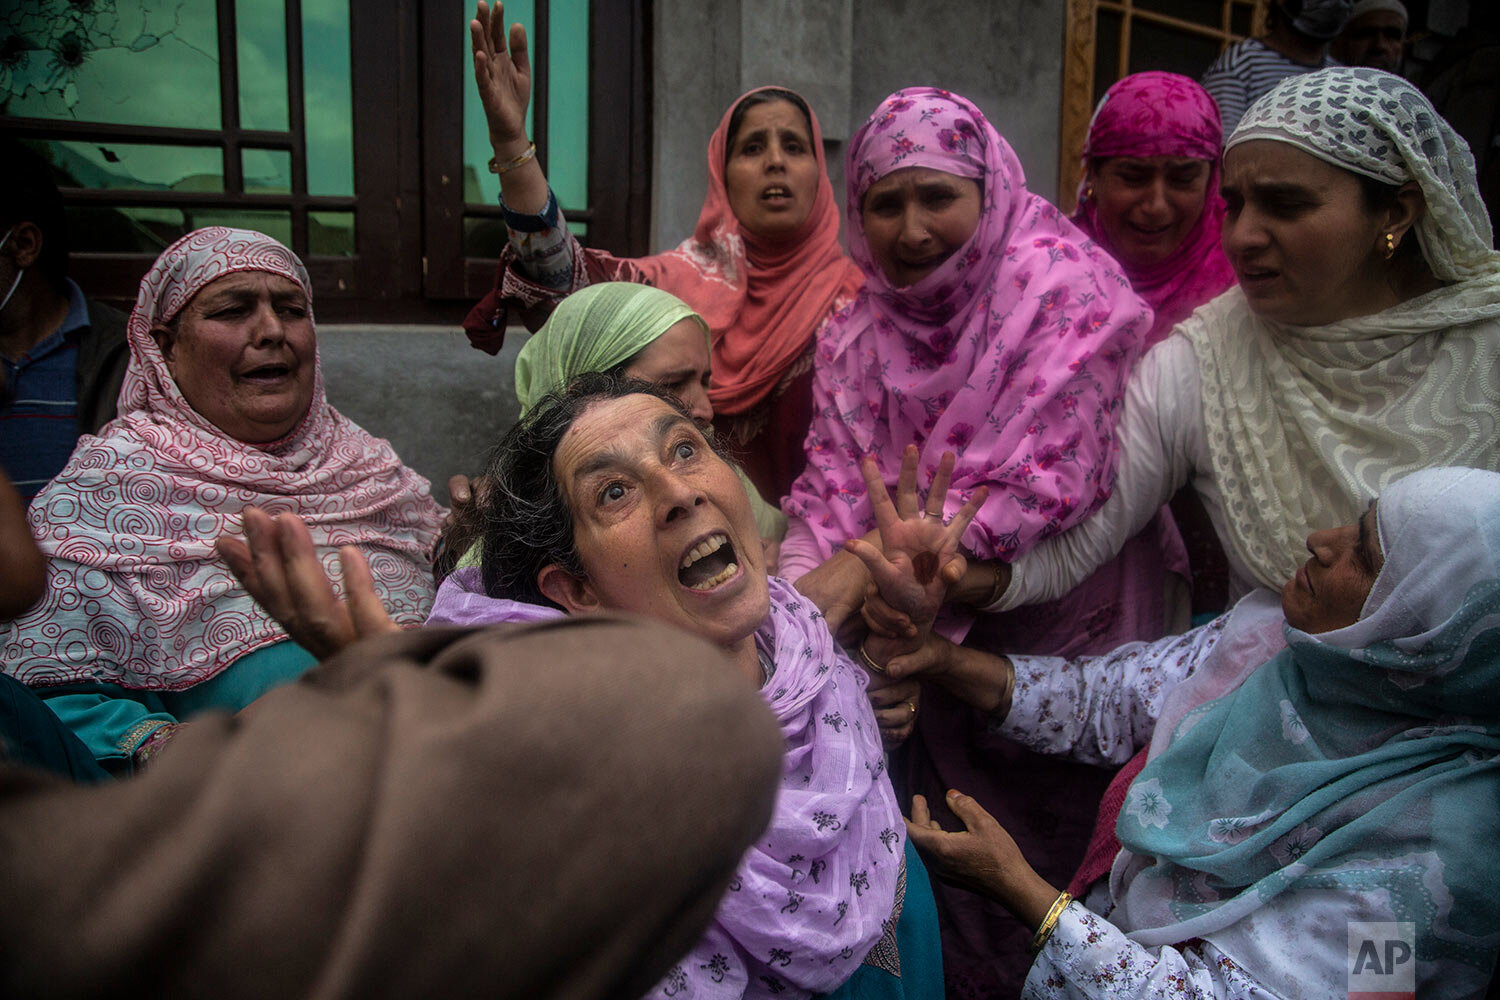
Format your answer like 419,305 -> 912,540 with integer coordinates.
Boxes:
1184,68 -> 1500,590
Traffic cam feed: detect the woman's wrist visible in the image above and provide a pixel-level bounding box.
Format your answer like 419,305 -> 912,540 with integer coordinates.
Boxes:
950,559 -> 1009,608
1003,867 -> 1062,931
489,133 -> 533,158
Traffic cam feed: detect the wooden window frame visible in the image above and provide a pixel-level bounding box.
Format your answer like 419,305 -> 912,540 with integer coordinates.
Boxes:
2,0 -> 653,322
1059,0 -> 1267,213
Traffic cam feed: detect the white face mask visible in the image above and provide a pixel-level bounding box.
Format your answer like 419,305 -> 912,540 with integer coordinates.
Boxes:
0,227 -> 21,316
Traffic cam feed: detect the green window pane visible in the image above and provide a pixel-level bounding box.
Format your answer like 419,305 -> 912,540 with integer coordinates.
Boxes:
303,0 -> 354,196
243,148 -> 292,193
567,220 -> 587,238
3,1 -> 221,129
236,0 -> 289,131
547,0 -> 588,213
64,205 -> 188,254
26,139 -> 222,193
309,210 -> 354,256
463,0 -> 534,207
188,208 -> 292,247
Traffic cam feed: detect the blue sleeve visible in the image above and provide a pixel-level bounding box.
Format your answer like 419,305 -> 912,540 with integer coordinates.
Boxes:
36,686 -> 176,771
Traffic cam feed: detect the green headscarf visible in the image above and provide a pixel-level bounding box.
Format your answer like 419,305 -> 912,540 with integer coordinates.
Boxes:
514,282 -> 709,414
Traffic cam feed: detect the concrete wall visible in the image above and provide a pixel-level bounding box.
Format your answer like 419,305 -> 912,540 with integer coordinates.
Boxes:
317,325 -> 527,507
650,0 -> 1066,251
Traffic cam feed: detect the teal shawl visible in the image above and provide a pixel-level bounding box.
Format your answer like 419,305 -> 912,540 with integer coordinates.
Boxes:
1111,467 -> 1500,994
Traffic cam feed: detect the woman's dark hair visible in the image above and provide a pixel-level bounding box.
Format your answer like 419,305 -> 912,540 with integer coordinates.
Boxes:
477,371 -> 733,609
724,88 -> 814,168
1356,173 -> 1423,262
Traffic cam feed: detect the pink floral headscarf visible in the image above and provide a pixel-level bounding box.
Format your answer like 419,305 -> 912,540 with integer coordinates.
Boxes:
785,88 -> 1153,563
4,228 -> 443,691
1072,72 -> 1236,343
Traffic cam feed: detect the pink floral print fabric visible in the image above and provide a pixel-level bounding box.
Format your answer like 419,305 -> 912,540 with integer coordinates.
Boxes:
785,88 -> 1154,564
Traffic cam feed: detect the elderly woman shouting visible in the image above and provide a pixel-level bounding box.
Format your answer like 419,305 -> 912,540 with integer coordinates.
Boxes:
226,373 -> 956,1000
2,228 -> 443,772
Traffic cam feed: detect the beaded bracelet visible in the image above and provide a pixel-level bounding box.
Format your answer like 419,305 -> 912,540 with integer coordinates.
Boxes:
488,141 -> 537,175
1027,890 -> 1073,955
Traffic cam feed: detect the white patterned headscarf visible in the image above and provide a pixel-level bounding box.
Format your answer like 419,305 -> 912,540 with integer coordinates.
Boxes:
1179,68 -> 1500,590
1227,66 -> 1499,281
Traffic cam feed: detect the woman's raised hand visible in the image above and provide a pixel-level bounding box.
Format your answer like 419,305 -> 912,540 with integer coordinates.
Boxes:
471,1 -> 531,146
844,444 -> 986,631
216,507 -> 399,660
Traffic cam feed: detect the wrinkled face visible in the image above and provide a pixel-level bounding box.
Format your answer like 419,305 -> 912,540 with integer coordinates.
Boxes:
547,394 -> 769,649
621,318 -> 713,426
1281,502 -> 1385,634
860,167 -> 983,287
1089,156 -> 1211,269
1221,141 -> 1391,326
1332,12 -> 1405,71
152,270 -> 316,443
723,99 -> 821,243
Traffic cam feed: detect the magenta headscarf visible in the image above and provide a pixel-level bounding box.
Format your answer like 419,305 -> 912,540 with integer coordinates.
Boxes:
4,228 -> 443,691
1072,72 -> 1236,343
430,571 -> 902,999
785,88 -> 1154,564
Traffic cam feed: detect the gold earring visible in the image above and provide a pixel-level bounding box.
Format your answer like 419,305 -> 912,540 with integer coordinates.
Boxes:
1384,231 -> 1397,259
1084,183 -> 1094,200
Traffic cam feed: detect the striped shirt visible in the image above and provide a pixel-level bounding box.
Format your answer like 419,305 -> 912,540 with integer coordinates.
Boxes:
1,280 -> 91,505
1201,38 -> 1338,139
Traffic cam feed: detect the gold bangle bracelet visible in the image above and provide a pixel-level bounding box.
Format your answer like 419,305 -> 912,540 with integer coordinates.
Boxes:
856,643 -> 887,675
983,561 -> 1006,609
488,141 -> 537,175
1027,890 -> 1073,955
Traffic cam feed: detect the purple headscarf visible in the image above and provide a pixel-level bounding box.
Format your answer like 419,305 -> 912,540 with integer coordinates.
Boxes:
428,571 -> 903,998
785,87 -> 1153,564
1072,72 -> 1237,343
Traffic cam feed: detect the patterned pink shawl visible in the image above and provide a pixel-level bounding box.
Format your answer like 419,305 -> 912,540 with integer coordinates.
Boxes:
785,88 -> 1154,563
1071,72 -> 1236,343
3,228 -> 442,691
430,571 -> 902,999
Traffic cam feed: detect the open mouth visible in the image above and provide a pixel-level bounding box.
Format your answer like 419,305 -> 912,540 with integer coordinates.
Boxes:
240,362 -> 294,383
761,186 -> 792,202
898,251 -> 949,273
1238,265 -> 1278,285
679,532 -> 740,591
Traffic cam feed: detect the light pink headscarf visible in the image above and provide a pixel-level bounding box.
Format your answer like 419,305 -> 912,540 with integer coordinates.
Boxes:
4,228 -> 443,691
1072,72 -> 1236,343
785,88 -> 1154,563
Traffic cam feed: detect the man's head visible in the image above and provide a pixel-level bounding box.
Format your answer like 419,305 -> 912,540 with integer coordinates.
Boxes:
1331,0 -> 1407,72
0,139 -> 70,299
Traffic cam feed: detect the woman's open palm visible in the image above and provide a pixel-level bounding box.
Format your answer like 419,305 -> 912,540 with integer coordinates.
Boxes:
471,1 -> 531,143
845,444 -> 986,629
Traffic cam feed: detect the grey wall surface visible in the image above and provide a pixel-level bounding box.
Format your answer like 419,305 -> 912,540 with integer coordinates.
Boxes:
650,0 -> 1066,251
317,325 -> 526,507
